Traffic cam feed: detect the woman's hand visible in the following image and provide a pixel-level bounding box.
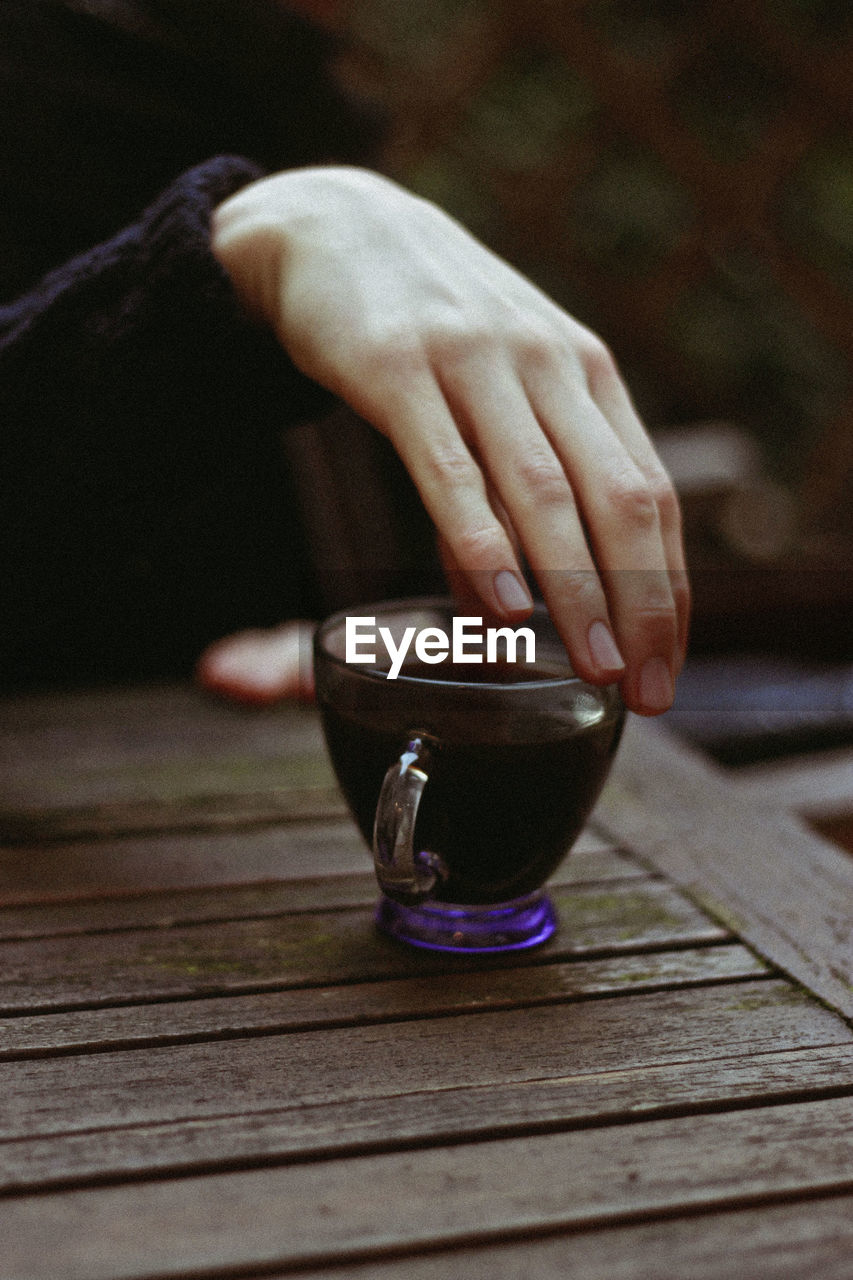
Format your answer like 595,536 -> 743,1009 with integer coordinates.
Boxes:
212,166 -> 689,715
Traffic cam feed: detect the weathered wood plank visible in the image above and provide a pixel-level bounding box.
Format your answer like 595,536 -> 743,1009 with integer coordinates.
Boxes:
731,745 -> 853,821
0,828 -> 369,917
3,1040 -> 851,1196
0,881 -> 726,1013
0,687 -> 618,845
0,786 -> 347,842
598,717 -> 853,1019
0,686 -> 324,779
1,981 -> 845,1142
288,1193 -> 853,1280
0,686 -> 625,847
0,689 -> 346,838
0,836 -> 636,924
0,945 -> 768,1059
4,1096 -> 853,1279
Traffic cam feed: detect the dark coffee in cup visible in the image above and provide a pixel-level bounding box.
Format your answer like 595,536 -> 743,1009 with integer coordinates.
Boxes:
319,656 -> 622,904
314,600 -> 625,950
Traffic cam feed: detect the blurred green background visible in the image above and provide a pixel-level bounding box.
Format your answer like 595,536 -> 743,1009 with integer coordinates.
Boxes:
328,0 -> 851,537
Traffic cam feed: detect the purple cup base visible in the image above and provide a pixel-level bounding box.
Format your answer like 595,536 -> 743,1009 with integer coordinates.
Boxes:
375,890 -> 557,954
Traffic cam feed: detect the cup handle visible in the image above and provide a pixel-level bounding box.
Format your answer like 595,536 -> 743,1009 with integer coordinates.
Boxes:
373,736 -> 446,905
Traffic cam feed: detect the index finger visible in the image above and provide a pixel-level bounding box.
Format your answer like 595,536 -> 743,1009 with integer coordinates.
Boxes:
365,364 -> 536,622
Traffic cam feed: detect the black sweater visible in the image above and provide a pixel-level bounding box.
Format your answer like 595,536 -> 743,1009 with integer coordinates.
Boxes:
0,0 -> 381,685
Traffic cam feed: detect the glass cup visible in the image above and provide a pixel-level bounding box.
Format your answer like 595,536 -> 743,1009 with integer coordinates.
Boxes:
313,598 -> 625,954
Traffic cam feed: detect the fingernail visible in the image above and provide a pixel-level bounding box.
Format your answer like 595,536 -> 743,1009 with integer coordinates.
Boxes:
587,620 -> 625,674
493,569 -> 533,615
639,657 -> 674,713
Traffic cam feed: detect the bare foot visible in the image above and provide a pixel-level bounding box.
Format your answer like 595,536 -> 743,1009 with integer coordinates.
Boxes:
195,620 -> 316,704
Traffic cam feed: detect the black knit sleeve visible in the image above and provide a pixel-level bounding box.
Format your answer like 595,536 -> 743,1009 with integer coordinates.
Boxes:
0,155 -> 334,505
0,156 -> 338,685
0,0 -> 380,684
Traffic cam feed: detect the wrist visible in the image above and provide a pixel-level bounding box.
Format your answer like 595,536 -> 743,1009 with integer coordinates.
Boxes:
210,164 -> 399,338
211,181 -> 286,331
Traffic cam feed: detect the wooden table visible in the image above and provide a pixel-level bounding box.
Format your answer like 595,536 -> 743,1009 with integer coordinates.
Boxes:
1,684 -> 852,1279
